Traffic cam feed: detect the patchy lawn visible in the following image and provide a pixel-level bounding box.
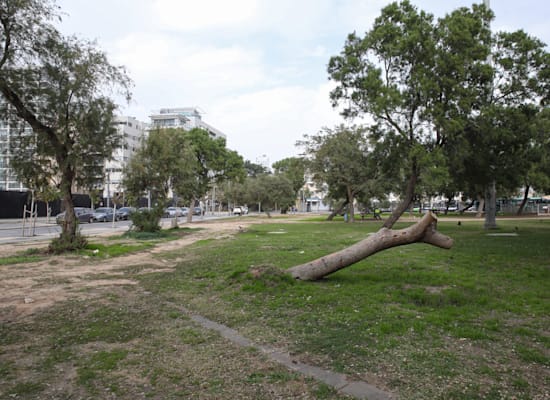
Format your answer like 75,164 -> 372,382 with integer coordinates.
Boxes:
1,215 -> 548,399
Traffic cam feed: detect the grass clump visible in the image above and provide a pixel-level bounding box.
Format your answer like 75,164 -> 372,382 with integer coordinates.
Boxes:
0,254 -> 43,266
48,230 -> 88,254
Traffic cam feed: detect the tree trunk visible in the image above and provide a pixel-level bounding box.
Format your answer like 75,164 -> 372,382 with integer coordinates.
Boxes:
327,200 -> 347,221
476,194 -> 484,218
187,198 -> 195,223
347,188 -> 355,223
60,184 -> 77,244
288,212 -> 453,281
516,185 -> 529,216
484,181 -> 498,230
383,168 -> 418,229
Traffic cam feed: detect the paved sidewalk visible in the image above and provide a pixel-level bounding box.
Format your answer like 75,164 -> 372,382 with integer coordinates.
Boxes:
190,314 -> 395,400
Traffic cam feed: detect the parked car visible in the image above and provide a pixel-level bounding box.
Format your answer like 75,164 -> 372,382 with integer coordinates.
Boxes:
92,207 -> 117,222
193,206 -> 202,216
180,207 -> 189,216
116,206 -> 136,220
163,206 -> 183,218
55,207 -> 94,224
233,206 -> 248,216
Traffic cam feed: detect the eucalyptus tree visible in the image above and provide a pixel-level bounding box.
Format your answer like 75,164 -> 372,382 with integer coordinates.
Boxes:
182,128 -> 245,222
475,30 -> 549,227
244,174 -> 295,216
328,1 -> 492,228
272,156 -> 306,199
123,128 -> 196,207
0,0 -> 132,250
244,160 -> 269,177
299,125 -> 383,222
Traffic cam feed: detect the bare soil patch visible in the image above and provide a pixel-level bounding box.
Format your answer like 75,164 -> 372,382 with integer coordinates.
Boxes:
0,219 -> 254,322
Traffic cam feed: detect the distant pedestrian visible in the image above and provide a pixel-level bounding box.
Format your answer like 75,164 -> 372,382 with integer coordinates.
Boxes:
374,208 -> 382,220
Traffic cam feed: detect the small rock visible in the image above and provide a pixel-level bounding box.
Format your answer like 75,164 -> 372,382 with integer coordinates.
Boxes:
24,297 -> 34,304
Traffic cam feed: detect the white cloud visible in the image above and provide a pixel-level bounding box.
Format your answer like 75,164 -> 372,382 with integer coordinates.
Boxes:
110,32 -> 269,111
209,82 -> 343,163
56,0 -> 550,166
151,0 -> 259,31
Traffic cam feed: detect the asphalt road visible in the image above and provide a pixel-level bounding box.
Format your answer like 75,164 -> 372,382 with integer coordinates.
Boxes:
0,214 -> 231,245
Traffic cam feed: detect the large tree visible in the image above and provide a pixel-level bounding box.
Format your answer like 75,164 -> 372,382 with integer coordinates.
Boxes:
328,1 -> 492,228
244,174 -> 295,216
124,127 -> 245,225
244,160 -> 269,177
272,156 -> 306,195
517,108 -> 550,213
123,128 -> 196,207
182,128 -> 245,222
300,125 -> 384,222
0,0 -> 132,250
478,30 -> 548,227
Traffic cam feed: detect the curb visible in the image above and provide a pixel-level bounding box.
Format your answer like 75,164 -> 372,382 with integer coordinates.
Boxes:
190,314 -> 395,400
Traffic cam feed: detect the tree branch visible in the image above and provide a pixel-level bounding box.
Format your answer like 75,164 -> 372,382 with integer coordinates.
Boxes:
288,212 -> 453,281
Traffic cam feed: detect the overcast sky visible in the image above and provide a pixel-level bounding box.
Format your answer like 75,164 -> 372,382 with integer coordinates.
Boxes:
56,0 -> 549,165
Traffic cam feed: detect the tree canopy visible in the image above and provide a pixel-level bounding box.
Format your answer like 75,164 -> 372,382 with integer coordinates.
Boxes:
328,1 -> 548,227
123,127 -> 245,225
0,0 -> 132,250
299,125 -> 383,222
272,157 -> 306,195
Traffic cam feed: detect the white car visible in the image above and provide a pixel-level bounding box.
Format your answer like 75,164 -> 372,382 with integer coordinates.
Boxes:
233,206 -> 248,215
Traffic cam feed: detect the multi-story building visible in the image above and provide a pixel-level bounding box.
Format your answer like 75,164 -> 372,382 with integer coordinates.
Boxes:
102,116 -> 147,204
149,107 -> 226,140
0,104 -> 32,191
298,173 -> 330,212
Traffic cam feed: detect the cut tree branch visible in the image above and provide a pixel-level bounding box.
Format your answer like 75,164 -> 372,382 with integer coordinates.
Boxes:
287,211 -> 453,281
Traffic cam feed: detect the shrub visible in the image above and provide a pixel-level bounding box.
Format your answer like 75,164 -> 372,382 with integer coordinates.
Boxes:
130,208 -> 162,232
48,231 -> 88,254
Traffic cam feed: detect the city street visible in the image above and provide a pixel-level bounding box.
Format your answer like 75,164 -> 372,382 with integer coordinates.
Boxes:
0,213 -> 233,245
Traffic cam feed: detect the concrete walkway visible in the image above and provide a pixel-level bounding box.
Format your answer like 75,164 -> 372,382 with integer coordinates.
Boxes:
190,314 -> 394,400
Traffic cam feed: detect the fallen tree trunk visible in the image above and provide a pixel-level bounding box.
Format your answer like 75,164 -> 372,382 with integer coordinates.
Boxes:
288,212 -> 453,281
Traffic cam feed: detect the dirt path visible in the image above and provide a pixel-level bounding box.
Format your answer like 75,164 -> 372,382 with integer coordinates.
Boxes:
0,219 -> 253,322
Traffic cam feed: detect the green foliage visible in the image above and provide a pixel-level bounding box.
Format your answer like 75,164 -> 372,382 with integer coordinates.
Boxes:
244,174 -> 295,212
327,1 -> 548,227
123,127 -> 245,213
272,157 -> 306,194
0,0 -> 132,244
299,125 -> 385,219
182,128 -> 245,205
129,207 -> 162,232
123,128 -> 195,206
48,230 -> 88,254
243,159 -> 269,177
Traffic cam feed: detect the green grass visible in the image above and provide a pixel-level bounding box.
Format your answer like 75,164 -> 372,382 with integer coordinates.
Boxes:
80,242 -> 154,257
0,254 -> 43,265
77,349 -> 128,388
1,217 -> 548,399
138,218 -> 550,399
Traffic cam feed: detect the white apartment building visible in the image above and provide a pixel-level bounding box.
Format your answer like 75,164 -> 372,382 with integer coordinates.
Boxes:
149,107 -> 226,140
103,116 -> 147,203
0,116 -> 31,191
299,173 -> 331,212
